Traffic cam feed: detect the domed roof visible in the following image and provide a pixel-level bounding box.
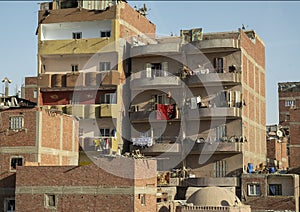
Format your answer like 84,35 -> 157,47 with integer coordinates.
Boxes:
187,187 -> 242,207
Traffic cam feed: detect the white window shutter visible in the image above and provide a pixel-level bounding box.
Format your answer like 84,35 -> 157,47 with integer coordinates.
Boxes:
146,63 -> 151,78
162,62 -> 168,76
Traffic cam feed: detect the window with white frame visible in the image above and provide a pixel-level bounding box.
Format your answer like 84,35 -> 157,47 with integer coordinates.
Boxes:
9,116 -> 24,130
72,32 -> 82,39
45,194 -> 57,209
215,124 -> 226,141
100,31 -> 111,38
285,100 -> 295,107
103,93 -> 116,104
33,90 -> 38,99
99,62 -> 111,71
152,94 -> 167,105
145,62 -> 168,78
100,128 -> 110,137
10,156 -> 23,171
248,184 -> 261,196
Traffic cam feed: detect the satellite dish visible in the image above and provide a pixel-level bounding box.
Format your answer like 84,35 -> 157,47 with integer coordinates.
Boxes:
277,130 -> 283,137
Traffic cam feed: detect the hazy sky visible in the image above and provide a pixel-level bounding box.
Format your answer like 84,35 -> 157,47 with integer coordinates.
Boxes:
0,1 -> 299,125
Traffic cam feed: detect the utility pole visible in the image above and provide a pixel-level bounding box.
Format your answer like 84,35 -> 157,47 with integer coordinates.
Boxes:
2,77 -> 12,97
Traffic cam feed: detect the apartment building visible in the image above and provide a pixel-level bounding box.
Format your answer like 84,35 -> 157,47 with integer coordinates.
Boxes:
128,29 -> 266,195
0,96 -> 78,211
278,82 -> 300,168
24,0 -> 156,161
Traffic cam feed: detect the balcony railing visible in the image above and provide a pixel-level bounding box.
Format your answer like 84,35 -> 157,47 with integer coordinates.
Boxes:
130,42 -> 180,57
187,107 -> 241,120
38,71 -> 120,90
184,72 -> 241,87
79,136 -> 117,153
44,104 -> 118,118
192,38 -> 240,52
130,73 -> 181,89
39,37 -> 116,55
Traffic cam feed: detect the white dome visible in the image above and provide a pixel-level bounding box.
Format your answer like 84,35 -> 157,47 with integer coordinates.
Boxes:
187,187 -> 242,207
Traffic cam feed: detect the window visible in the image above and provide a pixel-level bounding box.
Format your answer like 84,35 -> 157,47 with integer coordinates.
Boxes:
102,93 -> 116,104
45,194 -> 57,209
4,198 -> 15,212
152,94 -> 167,105
100,31 -> 111,38
10,157 -> 23,171
145,62 -> 168,78
269,184 -> 282,196
214,57 -> 226,73
99,62 -> 111,72
71,64 -> 79,72
248,184 -> 261,196
9,116 -> 24,130
285,100 -> 295,107
285,114 -> 290,121
139,194 -> 146,206
214,160 -> 226,177
100,128 -> 110,137
215,124 -> 226,141
72,32 -> 82,39
33,90 -> 38,99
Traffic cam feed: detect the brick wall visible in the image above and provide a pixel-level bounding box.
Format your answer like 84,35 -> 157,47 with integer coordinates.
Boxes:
267,138 -> 288,169
0,108 -> 37,146
289,109 -> 300,168
38,7 -> 117,24
24,77 -> 38,103
119,2 -> 156,39
15,158 -> 156,212
240,29 -> 266,169
241,174 -> 298,211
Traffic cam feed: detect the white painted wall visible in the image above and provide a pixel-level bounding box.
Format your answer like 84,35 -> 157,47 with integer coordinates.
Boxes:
41,52 -> 118,73
41,20 -> 112,41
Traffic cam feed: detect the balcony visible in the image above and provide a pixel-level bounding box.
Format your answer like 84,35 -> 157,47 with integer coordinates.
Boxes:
39,71 -> 120,91
192,38 -> 240,53
60,104 -> 117,118
183,177 -> 239,187
130,42 -> 180,57
99,104 -> 118,118
79,136 -> 118,153
190,141 -> 242,154
130,75 -> 181,89
187,107 -> 241,120
141,143 -> 181,153
184,72 -> 241,87
39,37 -> 116,55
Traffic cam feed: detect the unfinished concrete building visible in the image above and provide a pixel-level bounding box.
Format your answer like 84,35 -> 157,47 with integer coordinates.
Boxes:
128,29 -> 266,199
278,82 -> 300,168
0,96 -> 79,211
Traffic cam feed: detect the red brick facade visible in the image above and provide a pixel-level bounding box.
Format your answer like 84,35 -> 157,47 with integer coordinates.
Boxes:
241,174 -> 299,211
15,158 -> 156,212
0,107 -> 79,210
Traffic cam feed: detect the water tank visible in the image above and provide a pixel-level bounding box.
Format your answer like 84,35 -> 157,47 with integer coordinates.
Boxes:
269,167 -> 275,173
247,163 -> 253,173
